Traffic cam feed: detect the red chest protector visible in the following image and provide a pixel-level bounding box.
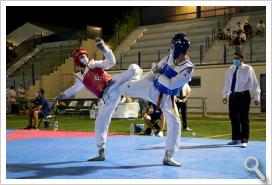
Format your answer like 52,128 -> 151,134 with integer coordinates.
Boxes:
81,67 -> 112,97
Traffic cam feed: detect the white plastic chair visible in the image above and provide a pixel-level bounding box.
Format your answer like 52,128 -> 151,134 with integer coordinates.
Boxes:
79,100 -> 92,115
65,100 -> 78,114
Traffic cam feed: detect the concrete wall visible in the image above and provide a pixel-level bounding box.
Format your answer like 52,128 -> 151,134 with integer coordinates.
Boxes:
142,6 -> 197,25
26,57 -> 74,99
7,22 -> 54,46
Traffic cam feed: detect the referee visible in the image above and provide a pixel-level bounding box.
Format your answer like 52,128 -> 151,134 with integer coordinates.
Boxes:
223,52 -> 261,148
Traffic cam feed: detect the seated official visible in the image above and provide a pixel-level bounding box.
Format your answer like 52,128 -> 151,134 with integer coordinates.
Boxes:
24,89 -> 50,130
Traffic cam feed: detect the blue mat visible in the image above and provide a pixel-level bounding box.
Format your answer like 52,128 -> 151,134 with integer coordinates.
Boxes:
6,136 -> 266,179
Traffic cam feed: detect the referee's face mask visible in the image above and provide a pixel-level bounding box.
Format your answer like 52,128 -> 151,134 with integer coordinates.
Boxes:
233,55 -> 243,67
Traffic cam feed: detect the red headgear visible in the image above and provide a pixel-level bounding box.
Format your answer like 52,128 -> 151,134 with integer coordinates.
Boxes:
71,48 -> 89,67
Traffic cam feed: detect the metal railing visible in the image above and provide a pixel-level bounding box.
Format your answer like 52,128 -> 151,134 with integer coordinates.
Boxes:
187,97 -> 208,117
114,35 -> 265,70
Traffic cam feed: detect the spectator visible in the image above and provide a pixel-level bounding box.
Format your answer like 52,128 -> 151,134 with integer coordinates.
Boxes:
225,28 -> 232,46
143,102 -> 165,137
231,31 -> 239,44
231,31 -> 241,52
243,20 -> 253,39
24,88 -> 50,130
236,21 -> 244,32
216,29 -> 225,40
176,83 -> 192,131
239,31 -> 247,43
17,84 -> 26,112
256,20 -> 265,37
225,28 -> 232,40
8,86 -> 17,114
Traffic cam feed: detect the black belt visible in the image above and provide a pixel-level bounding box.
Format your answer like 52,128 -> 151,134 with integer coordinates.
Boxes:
230,90 -> 249,96
99,79 -> 113,99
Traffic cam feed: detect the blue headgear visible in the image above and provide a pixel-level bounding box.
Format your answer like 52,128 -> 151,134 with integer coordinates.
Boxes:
172,33 -> 190,59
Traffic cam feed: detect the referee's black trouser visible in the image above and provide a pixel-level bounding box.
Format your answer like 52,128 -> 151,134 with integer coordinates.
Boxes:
176,101 -> 188,129
229,90 -> 251,143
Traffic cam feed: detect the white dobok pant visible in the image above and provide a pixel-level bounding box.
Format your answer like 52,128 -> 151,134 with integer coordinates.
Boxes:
119,73 -> 181,152
95,64 -> 141,149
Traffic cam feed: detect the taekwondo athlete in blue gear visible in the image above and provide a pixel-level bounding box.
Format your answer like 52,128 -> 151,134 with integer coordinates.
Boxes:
120,32 -> 194,167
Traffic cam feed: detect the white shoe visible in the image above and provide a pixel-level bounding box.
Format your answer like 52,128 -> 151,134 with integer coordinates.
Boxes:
227,140 -> 240,145
157,131 -> 163,137
163,150 -> 181,167
163,156 -> 181,167
183,127 -> 192,131
241,143 -> 248,148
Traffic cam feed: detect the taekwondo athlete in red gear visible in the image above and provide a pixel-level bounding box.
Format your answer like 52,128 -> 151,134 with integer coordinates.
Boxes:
120,33 -> 194,167
55,38 -> 141,161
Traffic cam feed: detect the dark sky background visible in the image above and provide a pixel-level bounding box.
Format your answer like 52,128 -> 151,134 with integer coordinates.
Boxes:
6,6 -> 136,36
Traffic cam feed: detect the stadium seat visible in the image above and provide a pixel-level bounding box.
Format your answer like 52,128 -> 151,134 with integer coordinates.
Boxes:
65,100 -> 79,115
79,100 -> 92,115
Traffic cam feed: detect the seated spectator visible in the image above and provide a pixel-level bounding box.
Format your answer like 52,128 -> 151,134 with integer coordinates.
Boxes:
224,28 -> 232,46
232,31 -> 241,53
256,20 -> 265,37
216,29 -> 224,40
243,20 -> 253,39
24,88 -> 50,130
232,31 -> 240,46
236,21 -> 244,32
224,28 -> 231,40
239,31 -> 247,43
143,102 -> 165,137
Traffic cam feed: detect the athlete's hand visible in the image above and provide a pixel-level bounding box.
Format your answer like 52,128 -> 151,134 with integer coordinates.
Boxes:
95,37 -> 107,53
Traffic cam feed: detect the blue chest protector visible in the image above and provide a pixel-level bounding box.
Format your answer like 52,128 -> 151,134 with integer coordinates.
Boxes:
153,62 -> 182,96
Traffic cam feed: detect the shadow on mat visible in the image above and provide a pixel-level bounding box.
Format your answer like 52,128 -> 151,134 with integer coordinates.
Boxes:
7,161 -> 162,179
139,144 -> 240,150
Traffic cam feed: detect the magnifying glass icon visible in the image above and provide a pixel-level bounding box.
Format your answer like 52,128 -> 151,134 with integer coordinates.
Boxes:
244,156 -> 265,181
